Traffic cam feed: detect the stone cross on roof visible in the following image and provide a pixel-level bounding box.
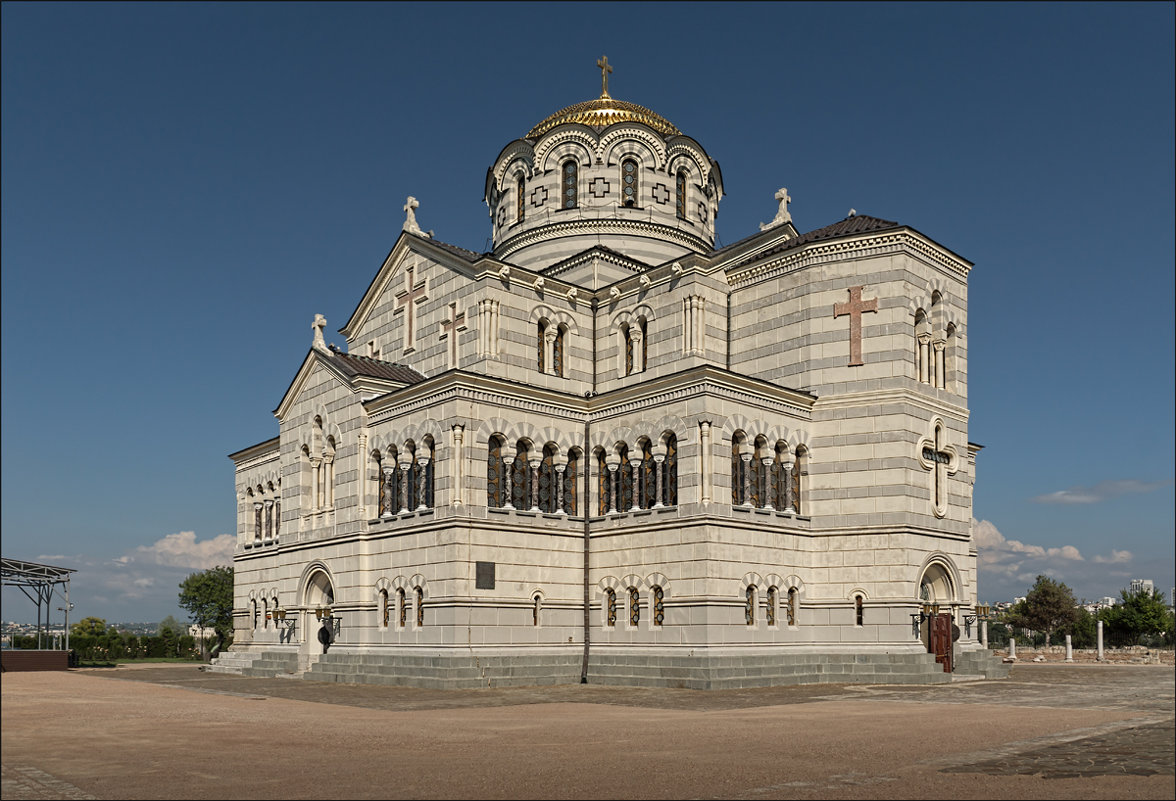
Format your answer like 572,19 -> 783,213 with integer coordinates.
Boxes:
312,314 -> 329,353
402,196 -> 430,238
759,187 -> 793,231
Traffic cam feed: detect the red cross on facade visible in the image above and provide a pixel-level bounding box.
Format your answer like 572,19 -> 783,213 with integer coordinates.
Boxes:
833,285 -> 878,366
395,264 -> 428,351
439,302 -> 467,369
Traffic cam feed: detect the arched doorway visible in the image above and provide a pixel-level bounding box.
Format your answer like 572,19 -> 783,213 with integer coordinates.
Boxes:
917,560 -> 959,673
301,567 -> 336,652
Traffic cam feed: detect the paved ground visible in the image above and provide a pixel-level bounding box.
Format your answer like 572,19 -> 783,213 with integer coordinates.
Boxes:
2,663 -> 1172,800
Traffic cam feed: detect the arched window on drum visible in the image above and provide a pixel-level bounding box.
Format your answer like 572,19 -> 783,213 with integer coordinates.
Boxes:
621,158 -> 639,207
562,159 -> 578,209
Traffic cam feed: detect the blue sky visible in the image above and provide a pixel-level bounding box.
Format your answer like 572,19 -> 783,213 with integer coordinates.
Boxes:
3,2 -> 1173,625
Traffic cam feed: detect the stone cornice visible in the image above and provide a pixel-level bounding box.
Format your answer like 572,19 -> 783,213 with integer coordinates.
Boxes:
361,365 -> 815,425
812,387 -> 969,422
722,230 -> 971,288
228,436 -> 280,468
494,218 -> 711,262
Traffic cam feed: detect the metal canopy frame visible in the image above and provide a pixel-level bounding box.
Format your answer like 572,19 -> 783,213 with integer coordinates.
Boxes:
2,557 -> 77,650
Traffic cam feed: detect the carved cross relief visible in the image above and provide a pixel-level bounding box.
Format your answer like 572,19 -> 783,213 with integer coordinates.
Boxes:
395,264 -> 429,352
833,286 -> 878,366
918,422 -> 958,518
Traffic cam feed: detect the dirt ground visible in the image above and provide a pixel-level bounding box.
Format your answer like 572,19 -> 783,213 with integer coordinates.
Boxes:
2,662 -> 1173,800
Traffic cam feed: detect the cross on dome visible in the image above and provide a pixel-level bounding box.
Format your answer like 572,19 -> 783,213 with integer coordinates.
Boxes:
597,55 -> 613,98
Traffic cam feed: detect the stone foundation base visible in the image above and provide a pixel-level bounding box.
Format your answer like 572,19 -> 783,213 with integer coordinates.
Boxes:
210,646 -> 1010,689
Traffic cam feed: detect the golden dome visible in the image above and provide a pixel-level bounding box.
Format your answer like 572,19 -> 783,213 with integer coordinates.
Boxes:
526,96 -> 681,139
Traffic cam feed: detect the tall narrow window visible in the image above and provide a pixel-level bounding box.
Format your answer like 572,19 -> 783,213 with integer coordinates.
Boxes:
533,594 -> 541,627
621,158 -> 638,207
510,444 -> 530,510
538,444 -> 558,514
597,449 -> 608,515
628,587 -> 640,626
767,587 -> 778,626
624,323 -> 634,375
746,585 -> 756,625
731,437 -> 745,506
415,586 -> 424,627
380,590 -> 390,627
855,595 -> 864,627
640,317 -> 648,373
517,174 -> 525,223
618,446 -> 633,511
487,436 -> 505,508
563,449 -> 579,516
420,436 -> 435,509
787,587 -> 798,626
652,585 -> 664,627
398,588 -> 407,627
792,447 -> 806,515
553,324 -> 565,377
639,440 -> 655,509
676,170 -> 687,219
606,588 -> 617,628
537,321 -> 546,372
665,434 -> 678,507
562,159 -> 578,209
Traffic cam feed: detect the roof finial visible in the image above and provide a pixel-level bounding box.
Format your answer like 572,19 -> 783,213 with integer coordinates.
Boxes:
597,55 -> 612,98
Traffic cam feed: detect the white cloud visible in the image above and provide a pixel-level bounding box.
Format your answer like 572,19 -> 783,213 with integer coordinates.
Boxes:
974,517 -> 1139,601
126,531 -> 235,570
1031,479 -> 1172,504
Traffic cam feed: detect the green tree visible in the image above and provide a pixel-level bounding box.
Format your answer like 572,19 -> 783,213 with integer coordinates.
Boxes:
1103,588 -> 1172,646
157,615 -> 184,637
1004,575 -> 1080,650
71,616 -> 108,637
178,565 -> 234,655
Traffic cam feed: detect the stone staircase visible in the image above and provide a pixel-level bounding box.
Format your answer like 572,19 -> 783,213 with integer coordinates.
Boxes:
206,649 -> 299,677
954,648 -> 1010,679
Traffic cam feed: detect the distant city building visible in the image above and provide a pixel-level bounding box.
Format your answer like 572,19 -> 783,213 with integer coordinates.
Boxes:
1129,579 -> 1154,595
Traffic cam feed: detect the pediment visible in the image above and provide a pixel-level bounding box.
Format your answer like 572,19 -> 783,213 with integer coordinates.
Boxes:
540,245 -> 652,289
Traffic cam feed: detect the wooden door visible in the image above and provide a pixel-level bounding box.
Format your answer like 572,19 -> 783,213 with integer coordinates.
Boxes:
930,613 -> 953,673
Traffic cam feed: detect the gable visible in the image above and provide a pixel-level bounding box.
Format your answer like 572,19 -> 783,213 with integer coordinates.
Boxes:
541,246 -> 652,289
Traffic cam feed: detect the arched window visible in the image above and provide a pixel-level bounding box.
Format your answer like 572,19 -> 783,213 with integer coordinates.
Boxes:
731,433 -> 749,506
915,309 -> 930,385
537,320 -> 546,372
639,317 -> 648,373
380,447 -> 401,517
562,159 -> 578,209
792,447 -> 806,515
419,436 -> 435,510
664,434 -> 678,507
945,323 -> 956,390
749,437 -> 766,509
262,597 -> 269,629
487,436 -> 506,508
652,585 -> 664,627
403,441 -> 419,513
746,585 -> 756,626
397,588 -> 407,628
605,588 -> 617,628
251,599 -> 258,630
414,586 -> 424,627
855,595 -> 864,627
553,324 -> 566,377
623,323 -> 634,376
517,174 -> 525,223
628,586 -> 640,626
767,586 -> 778,626
638,439 -> 655,510
596,448 -> 609,515
510,443 -> 530,511
621,158 -> 639,207
538,443 -> 558,514
533,594 -> 542,627
676,170 -> 687,219
563,448 -> 579,516
380,589 -> 389,628
787,587 -> 798,626
618,445 -> 633,512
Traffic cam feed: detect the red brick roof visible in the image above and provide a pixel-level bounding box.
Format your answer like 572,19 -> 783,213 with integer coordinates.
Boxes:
728,214 -> 900,269
325,350 -> 426,384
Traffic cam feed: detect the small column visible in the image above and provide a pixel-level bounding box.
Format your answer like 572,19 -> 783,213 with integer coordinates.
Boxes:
605,456 -> 620,514
253,502 -> 263,543
356,433 -> 368,516
1097,620 -> 1104,661
1008,635 -> 1017,660
699,421 -> 712,504
933,340 -> 946,388
501,455 -> 516,510
544,328 -> 557,375
782,462 -> 795,513
630,457 -> 641,512
263,500 -> 274,541
980,619 -> 988,649
451,426 -> 464,507
529,455 -> 542,512
324,454 -> 335,508
398,460 -> 412,513
310,457 -> 322,510
381,466 -> 395,518
274,499 -> 280,541
760,457 -> 775,510
917,334 -> 931,384
740,452 -> 752,507
651,446 -> 666,509
630,328 -> 644,373
555,463 -> 567,515
416,455 -> 430,510
1065,634 -> 1073,662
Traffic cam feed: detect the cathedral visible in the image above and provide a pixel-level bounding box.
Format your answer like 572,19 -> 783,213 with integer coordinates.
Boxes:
218,60 -> 1005,688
